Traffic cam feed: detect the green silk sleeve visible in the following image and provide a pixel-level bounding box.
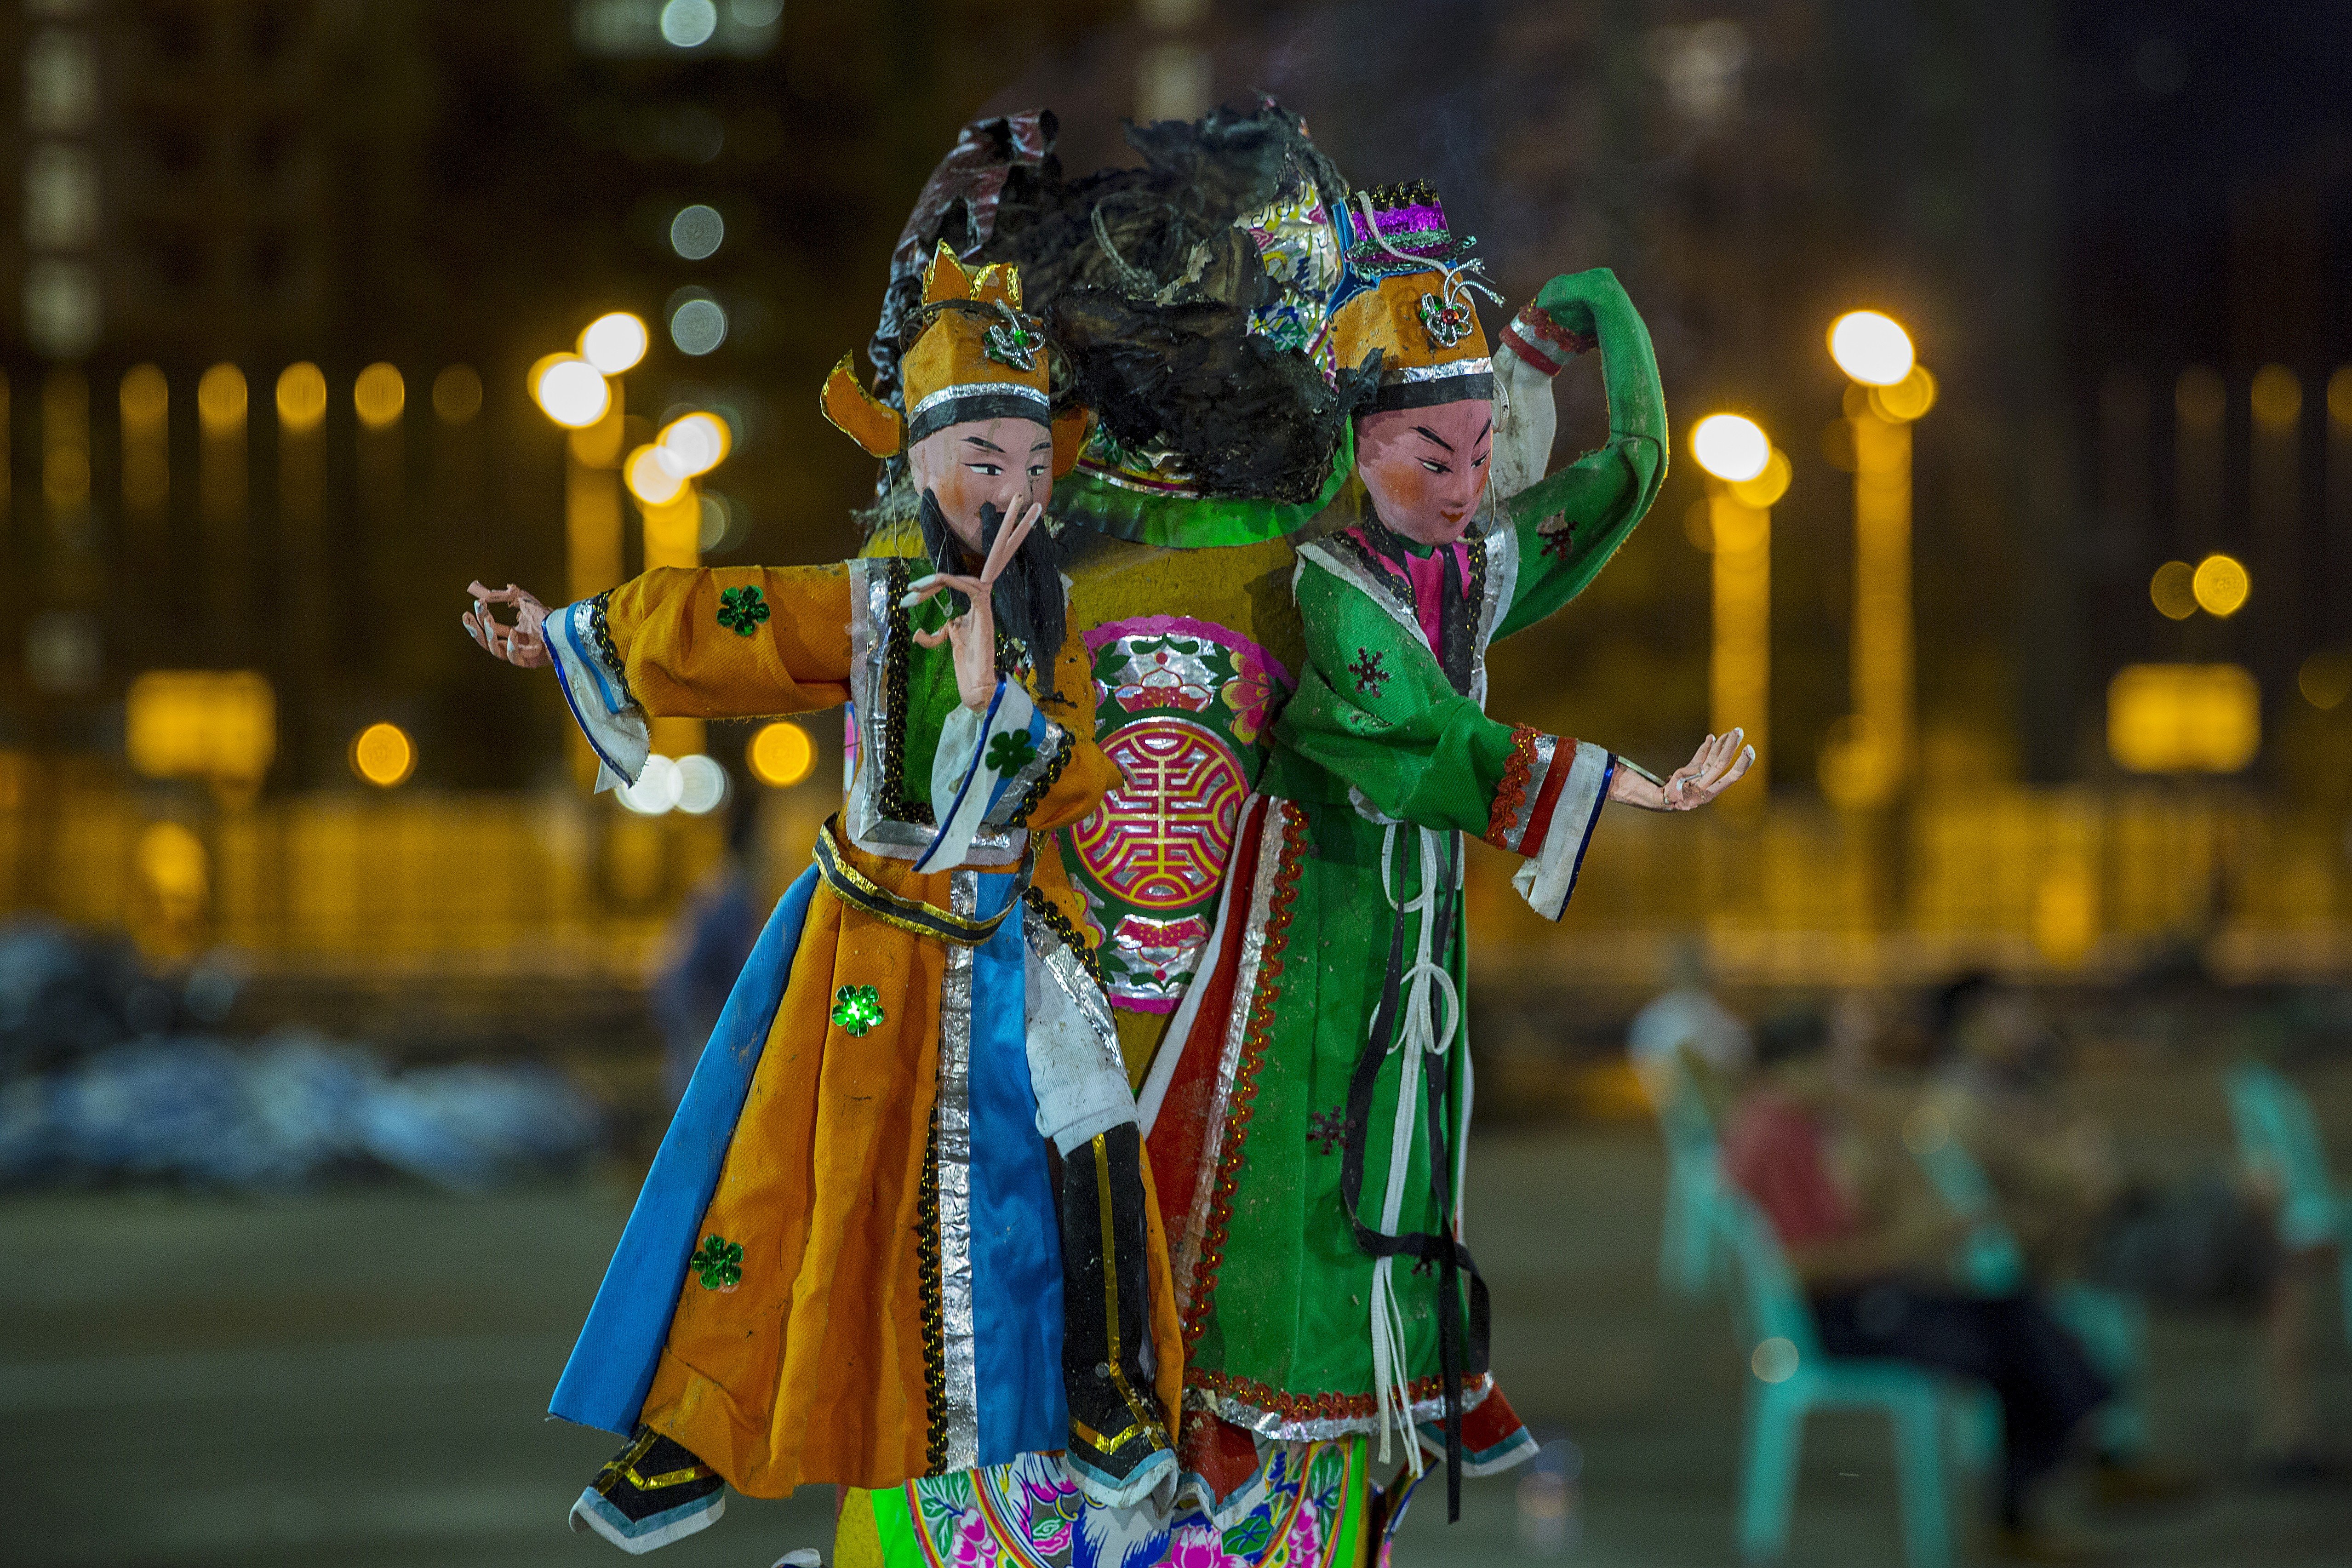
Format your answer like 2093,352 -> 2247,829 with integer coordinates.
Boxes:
1494,268 -> 1669,641
1273,560 -> 1531,840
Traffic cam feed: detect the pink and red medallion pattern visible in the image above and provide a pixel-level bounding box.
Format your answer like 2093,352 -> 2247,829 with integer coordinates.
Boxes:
1068,617 -> 1294,1012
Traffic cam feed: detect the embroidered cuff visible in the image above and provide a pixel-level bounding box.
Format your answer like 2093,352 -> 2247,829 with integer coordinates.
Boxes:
1510,741 -> 1612,921
1498,300 -> 1597,378
547,598 -> 650,791
917,680 -> 1047,873
1023,915 -> 1132,1154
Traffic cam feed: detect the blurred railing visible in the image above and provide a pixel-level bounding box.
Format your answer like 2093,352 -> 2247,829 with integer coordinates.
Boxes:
1,760 -> 2345,988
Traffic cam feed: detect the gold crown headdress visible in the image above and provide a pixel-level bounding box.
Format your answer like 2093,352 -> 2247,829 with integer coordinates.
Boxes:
823,245 -> 1086,469
1329,182 -> 1503,412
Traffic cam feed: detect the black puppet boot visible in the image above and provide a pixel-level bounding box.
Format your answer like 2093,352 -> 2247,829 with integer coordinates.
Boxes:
570,1425 -> 725,1552
1058,1124 -> 1176,1507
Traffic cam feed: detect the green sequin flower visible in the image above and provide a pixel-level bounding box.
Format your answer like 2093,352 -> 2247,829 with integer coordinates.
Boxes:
983,319 -> 1042,371
984,728 -> 1038,774
716,584 -> 770,637
690,1234 -> 743,1290
832,984 -> 885,1036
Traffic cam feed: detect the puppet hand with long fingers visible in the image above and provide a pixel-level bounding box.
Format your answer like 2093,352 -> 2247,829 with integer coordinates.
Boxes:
901,501 -> 1041,711
462,581 -> 552,669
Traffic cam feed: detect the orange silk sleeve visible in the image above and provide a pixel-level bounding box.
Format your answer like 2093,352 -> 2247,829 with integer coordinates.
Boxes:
601,564 -> 853,719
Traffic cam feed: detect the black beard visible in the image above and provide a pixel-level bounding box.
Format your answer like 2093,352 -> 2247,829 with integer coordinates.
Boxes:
916,488 -> 1066,701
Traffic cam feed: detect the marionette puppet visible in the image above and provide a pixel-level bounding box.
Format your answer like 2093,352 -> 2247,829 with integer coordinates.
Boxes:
460,247 -> 1181,1555
1132,180 -> 1753,1526
808,110 -> 1747,1566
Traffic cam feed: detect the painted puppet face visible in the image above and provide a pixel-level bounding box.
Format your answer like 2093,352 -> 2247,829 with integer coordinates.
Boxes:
1354,398 -> 1495,547
905,416 -> 1053,558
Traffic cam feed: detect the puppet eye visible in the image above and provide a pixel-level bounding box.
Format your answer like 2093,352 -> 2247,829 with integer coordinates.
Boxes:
1419,459 -> 1448,474
967,462 -> 1004,477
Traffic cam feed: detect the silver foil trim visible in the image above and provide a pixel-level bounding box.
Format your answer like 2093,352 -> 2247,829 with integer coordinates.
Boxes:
1171,800 -> 1290,1319
1392,357 -> 1494,383
843,557 -> 1024,867
906,380 -> 1050,426
983,713 -> 1070,828
1496,733 -> 1559,853
1025,908 -> 1122,1073
1471,525 -> 1518,709
934,870 -> 980,1471
1293,542 -> 1425,647
1183,1370 -> 1493,1443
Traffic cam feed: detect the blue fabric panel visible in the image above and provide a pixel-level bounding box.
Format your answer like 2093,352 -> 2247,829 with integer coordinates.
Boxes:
967,870 -> 1068,1464
549,864 -> 819,1435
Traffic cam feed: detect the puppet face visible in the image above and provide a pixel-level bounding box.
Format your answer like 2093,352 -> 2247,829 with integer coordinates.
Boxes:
1354,398 -> 1494,546
906,416 -> 1053,558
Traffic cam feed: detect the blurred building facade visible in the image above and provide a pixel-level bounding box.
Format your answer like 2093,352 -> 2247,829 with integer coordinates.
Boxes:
3,0 -> 2352,984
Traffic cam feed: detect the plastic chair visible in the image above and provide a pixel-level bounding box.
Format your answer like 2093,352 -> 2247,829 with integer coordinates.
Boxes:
1714,1190 -> 1981,1568
2226,1060 -> 2352,1350
1649,1055 -> 1727,1299
1909,1123 -> 2149,1458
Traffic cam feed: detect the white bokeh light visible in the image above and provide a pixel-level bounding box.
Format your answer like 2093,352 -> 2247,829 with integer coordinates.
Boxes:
617,754 -> 685,815
675,754 -> 730,815
659,0 -> 719,47
670,204 -> 725,261
670,297 -> 728,356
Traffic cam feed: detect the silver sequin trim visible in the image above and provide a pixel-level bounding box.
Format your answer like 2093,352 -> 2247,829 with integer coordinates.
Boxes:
844,557 -> 1025,867
1025,907 -> 1123,1076
1171,800 -> 1290,1319
1293,542 -> 1425,647
1497,734 -> 1559,853
935,870 -> 980,1471
1471,526 -> 1518,710
907,380 -> 1050,427
1183,1370 -> 1493,1442
1391,357 -> 1493,383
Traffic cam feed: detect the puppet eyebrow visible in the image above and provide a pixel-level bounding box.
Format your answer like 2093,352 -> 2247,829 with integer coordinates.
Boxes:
1477,419 -> 1493,442
1029,439 -> 1053,454
962,436 -> 1005,453
1414,426 -> 1455,452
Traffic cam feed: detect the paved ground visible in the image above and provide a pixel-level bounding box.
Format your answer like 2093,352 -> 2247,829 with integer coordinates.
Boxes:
6,1127 -> 2348,1567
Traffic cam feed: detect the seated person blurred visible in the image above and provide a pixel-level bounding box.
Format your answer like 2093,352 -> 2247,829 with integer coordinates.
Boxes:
1626,939 -> 1752,1118
1723,1012 -> 2114,1558
1931,973 -> 2329,1482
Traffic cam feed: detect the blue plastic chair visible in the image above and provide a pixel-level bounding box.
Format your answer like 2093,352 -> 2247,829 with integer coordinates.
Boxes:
1908,1119 -> 2149,1458
1714,1190 -> 1983,1568
2226,1060 -> 2352,1351
1649,1054 -> 1728,1299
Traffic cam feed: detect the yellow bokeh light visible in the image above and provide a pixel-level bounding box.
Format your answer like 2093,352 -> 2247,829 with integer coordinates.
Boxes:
2108,664 -> 2259,774
579,312 -> 651,375
276,362 -> 327,432
197,362 -> 247,433
2251,363 -> 2301,428
748,721 -> 816,787
120,363 -> 168,429
658,411 -> 732,476
2149,561 -> 2197,620
432,364 -> 483,424
135,821 -> 209,903
1727,446 -> 1792,509
625,443 -> 690,506
532,355 -> 612,429
2299,649 -> 2352,711
354,362 -> 405,429
350,721 -> 417,788
1691,413 -> 1770,482
126,671 -> 275,784
1828,310 -> 1915,386
2191,553 -> 2249,618
1868,365 -> 1938,423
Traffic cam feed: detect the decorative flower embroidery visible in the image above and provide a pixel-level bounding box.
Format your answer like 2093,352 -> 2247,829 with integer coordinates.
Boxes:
1418,292 -> 1474,349
691,1234 -> 743,1291
1166,1524 -> 1225,1568
832,984 -> 885,1036
1348,647 -> 1389,697
983,318 -> 1042,372
984,728 -> 1038,774
1019,1470 -> 1080,1557
950,1509 -> 1000,1568
1538,516 -> 1576,560
1221,646 -> 1281,744
1306,1107 -> 1348,1155
716,584 -> 770,636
